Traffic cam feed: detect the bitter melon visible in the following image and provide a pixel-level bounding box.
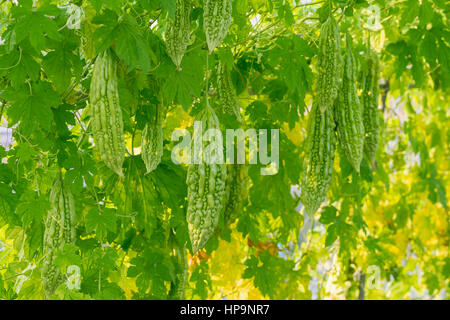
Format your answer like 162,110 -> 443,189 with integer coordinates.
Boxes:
362,51 -> 380,167
300,103 -> 336,216
217,61 -> 241,121
317,15 -> 343,114
333,34 -> 365,173
141,106 -> 164,174
186,106 -> 227,252
223,164 -> 249,226
172,244 -> 189,300
165,0 -> 191,68
41,173 -> 76,299
90,49 -> 125,177
204,0 -> 232,53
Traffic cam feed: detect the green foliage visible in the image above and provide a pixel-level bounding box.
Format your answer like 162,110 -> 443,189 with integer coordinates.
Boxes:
0,0 -> 447,301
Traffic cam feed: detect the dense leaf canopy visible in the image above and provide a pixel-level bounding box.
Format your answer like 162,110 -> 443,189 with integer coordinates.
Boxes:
0,0 -> 448,300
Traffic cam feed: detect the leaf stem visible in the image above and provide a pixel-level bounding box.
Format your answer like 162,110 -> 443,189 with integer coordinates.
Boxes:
0,47 -> 22,70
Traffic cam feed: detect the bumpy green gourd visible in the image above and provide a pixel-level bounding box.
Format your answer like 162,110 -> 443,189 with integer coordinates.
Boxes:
362,51 -> 380,167
217,61 -> 241,121
223,164 -> 249,226
186,106 -> 227,252
172,245 -> 188,300
141,106 -> 164,174
42,174 -> 76,299
204,0 -> 232,53
317,15 -> 343,113
333,34 -> 365,173
165,0 -> 191,68
90,49 -> 125,177
300,103 -> 336,216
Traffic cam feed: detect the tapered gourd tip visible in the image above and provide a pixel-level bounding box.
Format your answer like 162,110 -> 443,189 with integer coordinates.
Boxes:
370,161 -> 376,171
319,104 -> 329,114
350,159 -> 362,174
302,201 -> 318,218
115,168 -> 125,178
207,44 -> 215,55
305,208 -> 316,217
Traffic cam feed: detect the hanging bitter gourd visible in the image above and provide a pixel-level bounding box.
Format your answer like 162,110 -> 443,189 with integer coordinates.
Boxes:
217,61 -> 241,121
186,106 -> 227,252
223,164 -> 249,227
170,243 -> 189,300
41,173 -> 76,298
204,0 -> 232,53
333,34 -> 365,173
141,106 -> 164,174
90,49 -> 125,177
300,103 -> 336,216
362,51 -> 380,167
317,15 -> 343,113
165,0 -> 191,68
